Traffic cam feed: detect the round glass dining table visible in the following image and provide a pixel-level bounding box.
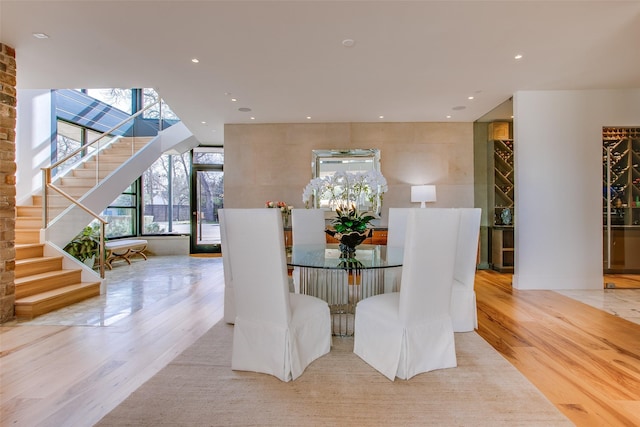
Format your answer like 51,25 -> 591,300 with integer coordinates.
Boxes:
287,244 -> 404,336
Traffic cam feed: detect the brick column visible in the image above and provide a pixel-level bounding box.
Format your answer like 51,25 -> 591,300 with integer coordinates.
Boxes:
0,43 -> 17,323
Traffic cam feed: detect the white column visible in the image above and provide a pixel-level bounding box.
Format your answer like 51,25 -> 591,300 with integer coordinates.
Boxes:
513,89 -> 640,290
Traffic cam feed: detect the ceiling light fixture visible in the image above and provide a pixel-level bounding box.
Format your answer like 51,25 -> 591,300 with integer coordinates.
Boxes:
452,106 -> 466,111
238,107 -> 252,112
201,121 -> 207,124
468,96 -> 474,100
379,115 -> 384,119
231,98 -> 237,102
342,39 -> 355,47
191,58 -> 199,63
32,33 -> 49,39
250,117 -> 255,120
306,116 -> 311,120
514,54 -> 523,60
446,115 -> 452,119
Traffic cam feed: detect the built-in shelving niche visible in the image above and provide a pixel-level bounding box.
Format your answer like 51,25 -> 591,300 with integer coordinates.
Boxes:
603,127 -> 640,272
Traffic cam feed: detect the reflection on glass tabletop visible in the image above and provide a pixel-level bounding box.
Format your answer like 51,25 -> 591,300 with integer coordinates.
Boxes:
287,244 -> 403,270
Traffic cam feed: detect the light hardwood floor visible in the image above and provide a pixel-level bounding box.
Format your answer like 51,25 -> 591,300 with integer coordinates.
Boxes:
1,258 -> 639,426
0,256 -> 226,427
476,270 -> 640,426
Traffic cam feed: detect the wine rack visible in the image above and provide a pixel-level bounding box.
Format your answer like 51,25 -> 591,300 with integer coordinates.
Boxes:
602,127 -> 640,226
490,138 -> 515,226
488,122 -> 515,272
603,127 -> 640,273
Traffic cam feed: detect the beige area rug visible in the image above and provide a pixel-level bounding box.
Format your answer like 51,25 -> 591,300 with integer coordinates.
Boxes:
97,323 -> 572,426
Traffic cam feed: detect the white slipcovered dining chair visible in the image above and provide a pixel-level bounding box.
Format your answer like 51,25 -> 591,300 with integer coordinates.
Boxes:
291,208 -> 327,293
450,208 -> 482,332
219,209 -> 236,324
291,208 -> 326,245
220,208 -> 331,382
291,208 -> 349,305
354,208 -> 460,381
383,208 -> 413,293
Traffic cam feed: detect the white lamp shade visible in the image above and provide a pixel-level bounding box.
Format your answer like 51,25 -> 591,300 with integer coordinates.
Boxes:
411,185 -> 437,207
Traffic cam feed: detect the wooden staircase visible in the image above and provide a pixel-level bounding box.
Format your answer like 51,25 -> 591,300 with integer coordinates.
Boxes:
14,197 -> 101,319
13,137 -> 150,319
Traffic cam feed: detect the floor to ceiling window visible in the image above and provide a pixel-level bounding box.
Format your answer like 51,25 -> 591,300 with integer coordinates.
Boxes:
53,87 -> 222,249
141,151 -> 192,236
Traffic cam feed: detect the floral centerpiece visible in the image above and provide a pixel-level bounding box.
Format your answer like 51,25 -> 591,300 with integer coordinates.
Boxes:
325,204 -> 375,257
265,200 -> 293,226
302,170 -> 387,213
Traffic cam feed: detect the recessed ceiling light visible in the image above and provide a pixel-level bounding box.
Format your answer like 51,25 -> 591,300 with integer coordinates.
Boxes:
191,58 -> 200,63
238,107 -> 252,112
446,115 -> 452,119
342,39 -> 355,47
306,116 -> 311,120
32,33 -> 49,39
514,54 -> 523,60
378,115 -> 384,119
250,117 -> 255,120
468,96 -> 474,100
231,98 -> 237,102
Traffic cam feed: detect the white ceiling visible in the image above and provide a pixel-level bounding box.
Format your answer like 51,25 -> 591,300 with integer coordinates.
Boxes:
2,1 -> 639,145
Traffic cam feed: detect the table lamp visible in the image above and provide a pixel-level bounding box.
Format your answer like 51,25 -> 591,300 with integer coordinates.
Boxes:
411,185 -> 437,208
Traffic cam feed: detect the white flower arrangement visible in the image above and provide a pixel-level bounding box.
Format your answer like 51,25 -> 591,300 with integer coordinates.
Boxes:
302,170 -> 388,212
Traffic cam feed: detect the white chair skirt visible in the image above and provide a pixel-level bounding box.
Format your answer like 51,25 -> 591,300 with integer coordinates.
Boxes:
450,280 -> 478,332
354,293 -> 457,381
232,293 -> 331,382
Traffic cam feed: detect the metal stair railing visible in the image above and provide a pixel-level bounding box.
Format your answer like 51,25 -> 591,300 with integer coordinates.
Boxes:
41,99 -> 162,278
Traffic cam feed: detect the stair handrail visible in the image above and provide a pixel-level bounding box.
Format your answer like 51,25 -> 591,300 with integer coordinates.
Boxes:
43,180 -> 109,278
42,99 -> 160,226
47,100 -> 160,174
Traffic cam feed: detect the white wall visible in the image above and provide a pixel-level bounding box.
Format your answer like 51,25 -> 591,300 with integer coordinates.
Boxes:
513,89 -> 640,290
15,89 -> 52,204
145,235 -> 190,255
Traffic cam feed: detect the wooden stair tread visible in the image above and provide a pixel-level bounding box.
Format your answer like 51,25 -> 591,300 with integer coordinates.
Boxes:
15,269 -> 80,285
15,243 -> 44,248
15,243 -> 45,259
16,255 -> 62,265
15,282 -> 100,304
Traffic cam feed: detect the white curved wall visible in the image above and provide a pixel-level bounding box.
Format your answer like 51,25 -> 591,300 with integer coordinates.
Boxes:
513,89 -> 640,290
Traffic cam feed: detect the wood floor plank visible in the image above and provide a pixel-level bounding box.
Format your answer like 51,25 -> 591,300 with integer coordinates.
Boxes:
511,346 -> 624,427
475,270 -> 640,427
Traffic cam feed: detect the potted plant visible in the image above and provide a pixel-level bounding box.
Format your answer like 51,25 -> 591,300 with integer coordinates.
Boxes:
64,225 -> 103,267
325,204 -> 374,257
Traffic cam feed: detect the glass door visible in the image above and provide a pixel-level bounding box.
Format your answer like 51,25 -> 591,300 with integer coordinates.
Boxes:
602,127 -> 640,275
190,147 -> 224,254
